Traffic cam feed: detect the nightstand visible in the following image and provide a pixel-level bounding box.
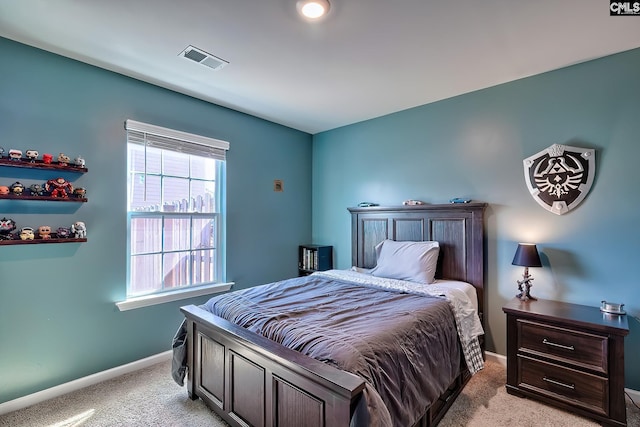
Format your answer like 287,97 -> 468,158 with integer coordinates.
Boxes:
503,298 -> 629,426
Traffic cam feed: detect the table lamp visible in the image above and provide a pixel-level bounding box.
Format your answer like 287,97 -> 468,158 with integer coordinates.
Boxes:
512,243 -> 542,301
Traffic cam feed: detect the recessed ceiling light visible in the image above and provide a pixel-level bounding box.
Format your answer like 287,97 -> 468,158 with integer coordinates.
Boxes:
296,0 -> 330,20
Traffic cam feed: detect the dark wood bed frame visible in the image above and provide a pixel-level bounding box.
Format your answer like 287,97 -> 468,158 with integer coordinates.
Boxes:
180,203 -> 486,427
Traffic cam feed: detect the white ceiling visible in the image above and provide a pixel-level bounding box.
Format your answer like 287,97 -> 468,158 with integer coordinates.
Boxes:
1,0 -> 639,134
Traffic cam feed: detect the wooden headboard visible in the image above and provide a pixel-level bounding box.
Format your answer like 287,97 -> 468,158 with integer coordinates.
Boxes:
348,203 -> 487,318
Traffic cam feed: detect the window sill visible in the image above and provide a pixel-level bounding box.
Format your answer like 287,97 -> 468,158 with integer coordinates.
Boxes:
116,282 -> 233,311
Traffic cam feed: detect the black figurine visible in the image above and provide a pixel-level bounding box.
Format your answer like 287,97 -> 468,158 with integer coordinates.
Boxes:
0,217 -> 17,240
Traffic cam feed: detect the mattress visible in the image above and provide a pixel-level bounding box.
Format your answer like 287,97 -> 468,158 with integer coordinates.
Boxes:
185,269 -> 484,426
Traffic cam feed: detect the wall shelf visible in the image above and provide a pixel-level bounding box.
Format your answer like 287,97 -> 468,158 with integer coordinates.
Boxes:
0,158 -> 87,173
0,156 -> 88,245
0,194 -> 87,202
0,237 -> 87,246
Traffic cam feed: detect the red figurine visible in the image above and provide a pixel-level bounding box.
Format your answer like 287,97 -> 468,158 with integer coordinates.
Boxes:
45,177 -> 73,198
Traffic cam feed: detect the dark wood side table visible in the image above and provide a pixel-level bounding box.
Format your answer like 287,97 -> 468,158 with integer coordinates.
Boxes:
503,298 -> 629,426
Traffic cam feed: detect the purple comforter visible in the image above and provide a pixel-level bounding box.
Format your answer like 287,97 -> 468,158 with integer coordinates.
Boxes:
201,273 -> 461,427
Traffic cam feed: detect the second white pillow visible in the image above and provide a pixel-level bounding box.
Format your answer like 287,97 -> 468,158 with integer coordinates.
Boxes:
370,239 -> 440,284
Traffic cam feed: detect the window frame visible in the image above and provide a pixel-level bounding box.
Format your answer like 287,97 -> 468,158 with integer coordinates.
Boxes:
116,120 -> 232,311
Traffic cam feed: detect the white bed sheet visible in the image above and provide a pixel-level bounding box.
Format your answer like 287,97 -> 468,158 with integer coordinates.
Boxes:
350,267 -> 479,313
433,279 -> 479,313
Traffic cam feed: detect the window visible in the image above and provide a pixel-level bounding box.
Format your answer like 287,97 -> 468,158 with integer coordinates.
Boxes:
123,120 -> 229,304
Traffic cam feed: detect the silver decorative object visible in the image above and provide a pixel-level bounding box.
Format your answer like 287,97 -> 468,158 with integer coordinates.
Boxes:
600,300 -> 625,315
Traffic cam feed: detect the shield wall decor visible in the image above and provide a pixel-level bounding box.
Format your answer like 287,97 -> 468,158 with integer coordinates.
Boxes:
523,144 -> 595,215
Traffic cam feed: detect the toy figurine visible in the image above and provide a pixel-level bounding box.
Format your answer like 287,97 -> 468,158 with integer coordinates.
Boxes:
19,227 -> 35,240
29,183 -> 45,196
25,149 -> 39,163
0,186 -> 9,196
57,153 -> 70,166
45,177 -> 73,198
71,221 -> 86,238
9,181 -> 25,196
42,153 -> 53,164
74,155 -> 86,168
73,187 -> 87,199
0,217 -> 17,240
8,149 -> 22,161
56,227 -> 71,238
37,225 -> 52,239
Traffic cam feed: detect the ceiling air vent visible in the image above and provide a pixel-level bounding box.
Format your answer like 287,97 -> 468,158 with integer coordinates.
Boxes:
179,45 -> 228,71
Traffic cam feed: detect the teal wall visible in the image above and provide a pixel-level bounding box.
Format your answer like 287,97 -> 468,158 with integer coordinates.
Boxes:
2,33 -> 639,404
312,48 -> 640,390
0,37 -> 312,403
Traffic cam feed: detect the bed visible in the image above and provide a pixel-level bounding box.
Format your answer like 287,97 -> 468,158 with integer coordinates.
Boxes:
174,203 -> 486,427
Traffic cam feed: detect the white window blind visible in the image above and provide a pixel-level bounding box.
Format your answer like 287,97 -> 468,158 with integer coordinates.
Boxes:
123,119 -> 229,302
125,119 -> 228,160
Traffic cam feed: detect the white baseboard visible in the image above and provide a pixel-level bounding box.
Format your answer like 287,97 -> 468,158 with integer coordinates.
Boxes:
485,350 -> 507,367
0,350 -> 172,416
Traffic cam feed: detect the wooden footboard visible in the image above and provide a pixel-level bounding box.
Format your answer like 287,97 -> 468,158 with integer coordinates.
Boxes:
182,304 -> 472,427
181,304 -> 366,427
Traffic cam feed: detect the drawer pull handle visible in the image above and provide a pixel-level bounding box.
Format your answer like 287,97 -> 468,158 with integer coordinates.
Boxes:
542,338 -> 574,351
543,377 -> 575,390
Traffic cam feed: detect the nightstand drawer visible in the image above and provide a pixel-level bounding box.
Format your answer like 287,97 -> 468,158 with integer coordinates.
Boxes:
517,319 -> 607,374
518,356 -> 608,416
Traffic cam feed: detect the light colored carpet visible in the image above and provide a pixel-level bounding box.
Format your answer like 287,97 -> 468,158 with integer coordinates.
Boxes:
1,358 -> 638,426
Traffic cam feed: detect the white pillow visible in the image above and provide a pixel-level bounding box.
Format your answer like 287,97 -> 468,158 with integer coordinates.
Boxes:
370,240 -> 440,284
